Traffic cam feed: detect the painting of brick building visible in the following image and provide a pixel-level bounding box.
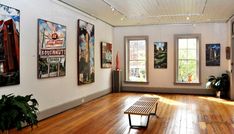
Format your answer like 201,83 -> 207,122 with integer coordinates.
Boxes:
0,4 -> 20,86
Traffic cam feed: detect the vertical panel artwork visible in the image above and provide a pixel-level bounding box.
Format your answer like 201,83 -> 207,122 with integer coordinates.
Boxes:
101,42 -> 112,68
77,19 -> 95,85
38,19 -> 66,78
0,4 -> 20,86
206,43 -> 220,66
154,42 -> 167,68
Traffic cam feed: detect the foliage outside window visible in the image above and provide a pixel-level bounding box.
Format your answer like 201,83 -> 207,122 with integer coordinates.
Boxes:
125,36 -> 148,83
175,34 -> 201,84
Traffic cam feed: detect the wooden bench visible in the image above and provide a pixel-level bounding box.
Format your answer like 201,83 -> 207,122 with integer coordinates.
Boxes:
124,96 -> 159,128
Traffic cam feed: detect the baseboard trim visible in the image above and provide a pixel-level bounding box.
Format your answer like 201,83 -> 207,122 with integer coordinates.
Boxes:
37,88 -> 111,120
122,86 -> 215,95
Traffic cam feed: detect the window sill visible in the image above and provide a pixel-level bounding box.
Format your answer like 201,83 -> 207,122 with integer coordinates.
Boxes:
174,82 -> 201,86
124,81 -> 149,84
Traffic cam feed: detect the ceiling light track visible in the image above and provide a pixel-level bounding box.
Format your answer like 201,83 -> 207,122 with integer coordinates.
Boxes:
202,0 -> 208,14
102,0 -> 127,20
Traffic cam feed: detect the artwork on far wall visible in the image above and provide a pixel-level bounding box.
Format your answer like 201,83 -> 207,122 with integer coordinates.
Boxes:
101,42 -> 112,68
37,19 -> 66,78
154,42 -> 167,68
0,4 -> 20,86
77,19 -> 95,85
206,43 -> 220,66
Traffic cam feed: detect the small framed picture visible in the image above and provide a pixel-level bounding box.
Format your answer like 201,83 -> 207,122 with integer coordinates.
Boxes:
232,22 -> 234,36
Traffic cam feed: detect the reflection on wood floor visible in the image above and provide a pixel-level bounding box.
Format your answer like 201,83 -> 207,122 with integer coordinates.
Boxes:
9,93 -> 234,134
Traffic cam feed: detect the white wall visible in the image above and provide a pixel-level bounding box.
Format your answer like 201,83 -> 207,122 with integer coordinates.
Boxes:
0,0 -> 113,111
114,23 -> 229,90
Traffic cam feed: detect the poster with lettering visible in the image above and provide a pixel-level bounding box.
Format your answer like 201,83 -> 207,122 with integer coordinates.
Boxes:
38,19 -> 66,78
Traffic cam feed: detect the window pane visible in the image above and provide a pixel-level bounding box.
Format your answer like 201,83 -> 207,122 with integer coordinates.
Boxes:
129,61 -> 146,82
126,37 -> 148,83
137,40 -> 146,60
188,39 -> 196,49
178,50 -> 187,59
129,41 -> 138,60
178,60 -> 188,82
176,35 -> 200,84
178,39 -> 187,49
188,50 -> 196,59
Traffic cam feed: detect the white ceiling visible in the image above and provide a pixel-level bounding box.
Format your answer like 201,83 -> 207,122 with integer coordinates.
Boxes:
58,0 -> 234,27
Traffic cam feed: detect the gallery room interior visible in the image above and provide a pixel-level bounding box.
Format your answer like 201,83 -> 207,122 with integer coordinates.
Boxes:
0,0 -> 234,133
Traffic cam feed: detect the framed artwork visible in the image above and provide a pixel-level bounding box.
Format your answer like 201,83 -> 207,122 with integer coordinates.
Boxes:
37,19 -> 66,78
206,43 -> 220,66
0,4 -> 20,86
232,22 -> 234,36
77,19 -> 95,85
101,42 -> 112,68
226,46 -> 230,60
154,42 -> 167,68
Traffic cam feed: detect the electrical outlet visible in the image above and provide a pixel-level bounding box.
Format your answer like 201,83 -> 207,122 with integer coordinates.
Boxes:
81,98 -> 84,103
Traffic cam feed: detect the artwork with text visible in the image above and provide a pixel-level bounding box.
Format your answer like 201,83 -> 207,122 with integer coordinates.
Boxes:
38,19 -> 66,78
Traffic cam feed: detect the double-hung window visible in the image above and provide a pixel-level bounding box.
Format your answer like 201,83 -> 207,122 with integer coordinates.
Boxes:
124,36 -> 148,83
175,34 -> 201,84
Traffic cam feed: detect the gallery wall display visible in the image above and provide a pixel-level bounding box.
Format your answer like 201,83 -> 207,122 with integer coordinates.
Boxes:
101,42 -> 112,68
77,19 -> 95,85
154,42 -> 167,68
0,4 -> 20,86
226,46 -> 230,60
37,19 -> 66,78
206,43 -> 220,66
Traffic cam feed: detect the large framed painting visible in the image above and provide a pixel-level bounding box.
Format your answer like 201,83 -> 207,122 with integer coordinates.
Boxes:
77,19 -> 95,85
38,19 -> 66,78
206,43 -> 220,66
154,42 -> 167,68
101,42 -> 112,68
0,4 -> 20,86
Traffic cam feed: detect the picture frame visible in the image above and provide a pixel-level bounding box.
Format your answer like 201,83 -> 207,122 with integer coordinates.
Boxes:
154,42 -> 167,68
206,43 -> 220,66
0,4 -> 20,86
232,22 -> 234,36
77,19 -> 95,85
37,19 -> 66,79
226,46 -> 230,60
101,42 -> 112,68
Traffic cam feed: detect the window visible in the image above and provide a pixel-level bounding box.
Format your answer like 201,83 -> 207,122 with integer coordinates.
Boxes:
124,36 -> 148,82
175,34 -> 201,84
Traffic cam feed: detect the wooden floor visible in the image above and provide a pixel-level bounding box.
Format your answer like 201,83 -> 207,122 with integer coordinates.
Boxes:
9,93 -> 234,134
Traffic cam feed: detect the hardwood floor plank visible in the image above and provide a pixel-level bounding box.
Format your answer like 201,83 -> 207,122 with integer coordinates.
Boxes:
6,93 -> 234,134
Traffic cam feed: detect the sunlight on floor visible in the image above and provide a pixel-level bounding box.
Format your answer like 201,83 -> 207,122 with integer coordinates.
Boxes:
198,97 -> 234,106
143,94 -> 185,106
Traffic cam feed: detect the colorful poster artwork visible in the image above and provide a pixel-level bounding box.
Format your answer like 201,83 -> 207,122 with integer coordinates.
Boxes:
38,19 -> 66,78
78,19 -> 95,85
0,4 -> 20,86
101,42 -> 112,68
154,42 -> 167,68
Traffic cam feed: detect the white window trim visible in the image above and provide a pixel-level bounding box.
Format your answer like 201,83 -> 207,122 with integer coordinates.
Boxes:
124,36 -> 149,83
174,34 -> 201,85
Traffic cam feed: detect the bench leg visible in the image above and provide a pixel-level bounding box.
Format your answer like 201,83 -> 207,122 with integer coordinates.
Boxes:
128,114 -> 132,127
128,114 -> 150,128
155,102 -> 159,118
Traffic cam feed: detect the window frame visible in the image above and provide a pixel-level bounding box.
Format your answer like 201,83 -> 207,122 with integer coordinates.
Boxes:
174,34 -> 201,85
124,36 -> 149,83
